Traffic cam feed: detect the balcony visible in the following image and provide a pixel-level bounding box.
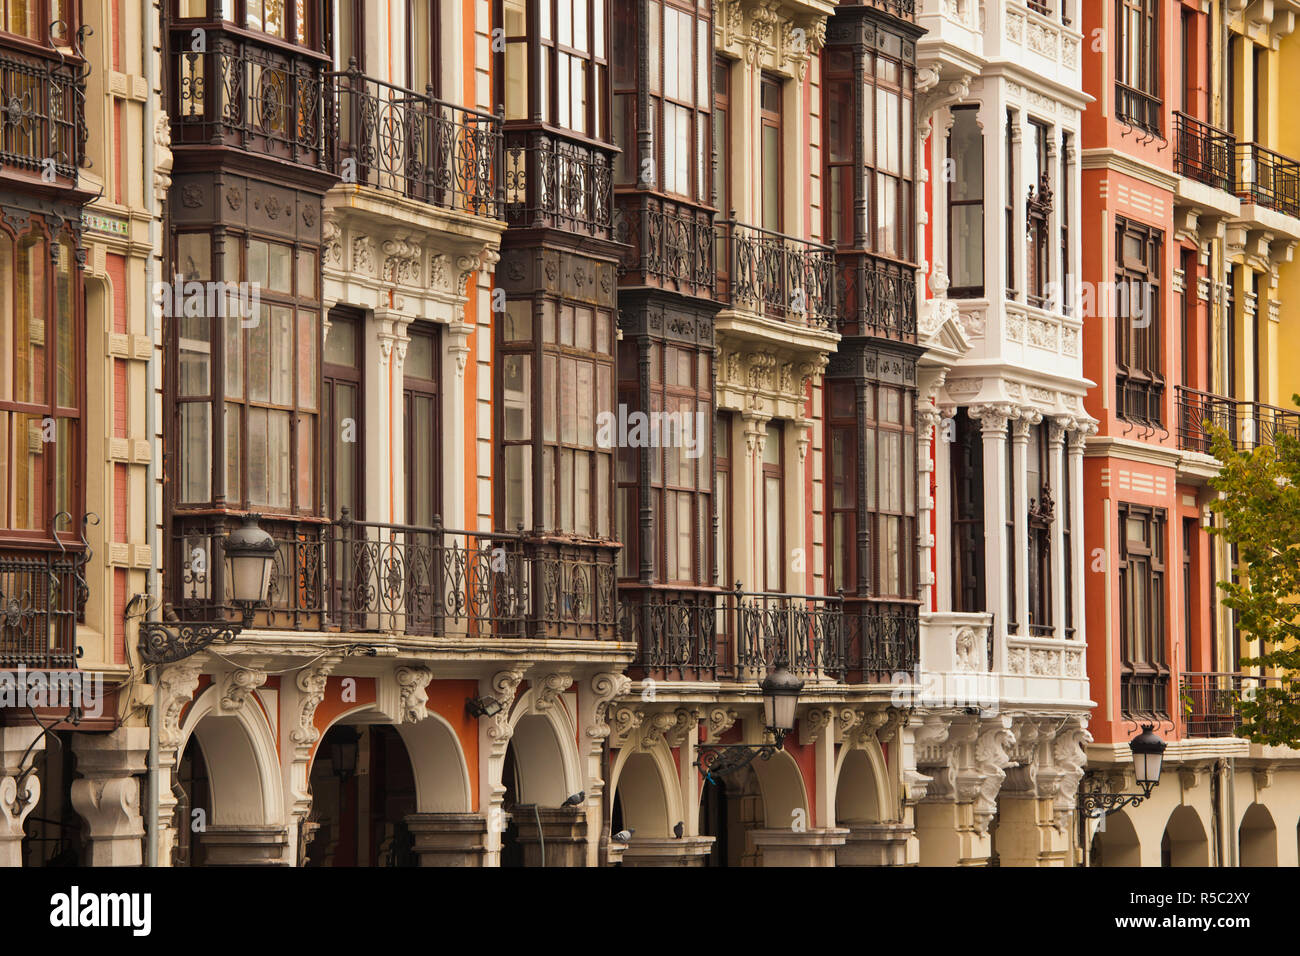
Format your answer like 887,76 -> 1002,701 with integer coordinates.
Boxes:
1175,386 -> 1300,455
613,193 -> 715,299
1236,142 -> 1300,218
331,65 -> 502,219
0,543 -> 89,669
1181,672 -> 1295,738
503,127 -> 615,240
617,586 -> 721,681
1174,112 -> 1234,192
734,589 -> 846,680
0,40 -> 86,190
862,0 -> 915,19
844,600 -> 919,682
835,251 -> 917,339
716,220 -> 836,330
169,25 -> 331,172
1115,82 -> 1162,138
170,513 -> 618,640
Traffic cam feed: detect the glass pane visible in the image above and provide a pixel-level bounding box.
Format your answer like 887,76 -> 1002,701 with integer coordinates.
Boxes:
332,385 -> 355,516
543,355 -> 557,442
560,448 -> 574,530
697,18 -> 708,108
596,452 -> 610,537
649,2 -> 660,93
505,301 -> 532,341
762,422 -> 779,465
505,444 -> 532,530
225,313 -> 242,399
15,235 -> 45,404
297,249 -> 317,300
715,472 -> 728,583
225,402 -> 240,503
664,8 -> 679,99
762,125 -> 780,231
181,402 -> 212,502
503,355 -> 531,440
577,362 -> 594,446
247,240 -> 269,286
297,412 -> 314,510
576,307 -> 593,350
297,311 -> 317,410
764,475 -> 781,590
54,417 -> 72,519
271,307 -> 294,405
177,233 -> 211,281
561,357 -> 577,443
575,449 -> 591,534
407,330 -> 435,381
324,317 -> 357,367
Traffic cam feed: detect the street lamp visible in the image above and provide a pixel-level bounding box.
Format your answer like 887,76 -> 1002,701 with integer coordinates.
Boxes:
695,659 -> 804,780
137,514 -> 276,664
1078,724 -> 1167,818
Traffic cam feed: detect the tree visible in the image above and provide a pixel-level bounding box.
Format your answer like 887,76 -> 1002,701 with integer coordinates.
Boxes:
1206,403 -> 1300,746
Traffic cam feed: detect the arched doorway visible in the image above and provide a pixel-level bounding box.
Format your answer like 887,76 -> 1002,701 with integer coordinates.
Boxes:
1090,810 -> 1141,866
611,751 -> 672,839
305,723 -> 418,866
836,749 -> 883,825
500,713 -> 583,866
1161,806 -> 1210,867
1239,803 -> 1277,867
699,765 -> 761,867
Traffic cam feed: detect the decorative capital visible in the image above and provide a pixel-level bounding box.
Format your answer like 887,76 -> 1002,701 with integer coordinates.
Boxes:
395,665 -> 433,723
219,664 -> 268,714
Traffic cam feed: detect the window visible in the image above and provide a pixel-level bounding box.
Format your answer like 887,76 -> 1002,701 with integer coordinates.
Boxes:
3,0 -> 73,42
1005,110 -> 1017,298
1026,423 -> 1052,635
827,379 -> 916,600
713,57 -> 730,212
614,340 -> 710,582
1115,216 -> 1163,425
404,324 -> 440,528
869,28 -> 913,259
762,421 -> 783,591
1182,516 -> 1195,668
1062,436 -> 1073,636
1026,120 -> 1052,307
1119,503 -> 1168,718
824,49 -> 854,247
406,0 -> 439,96
499,296 -> 615,537
1060,130 -> 1071,314
244,0 -> 310,44
0,228 -> 80,536
826,382 -> 857,594
951,409 -> 985,612
1116,0 -> 1160,133
761,74 -> 782,233
948,107 -> 984,296
174,231 -> 322,515
500,0 -> 609,137
323,311 -> 362,521
611,1 -> 710,200
714,411 -> 730,587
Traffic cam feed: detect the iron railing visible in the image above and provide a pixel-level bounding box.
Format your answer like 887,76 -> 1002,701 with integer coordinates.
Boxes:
1236,141 -> 1300,218
845,600 -> 920,680
332,512 -> 525,637
614,193 -> 716,298
717,219 -> 836,329
331,65 -> 503,218
1180,671 -> 1295,738
0,40 -> 86,183
503,127 -> 615,239
1120,670 -> 1169,720
1115,82 -> 1162,137
169,26 -> 331,169
1173,112 -> 1234,192
0,543 -> 88,669
863,0 -> 915,18
733,587 -> 845,679
1117,376 -> 1164,429
835,251 -> 917,338
1175,386 -> 1300,454
618,586 -> 721,679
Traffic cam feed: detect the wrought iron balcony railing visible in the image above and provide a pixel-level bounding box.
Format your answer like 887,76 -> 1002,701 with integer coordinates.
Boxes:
0,541 -> 89,669
1236,141 -> 1300,218
331,65 -> 503,219
0,39 -> 87,186
1175,386 -> 1300,454
1180,671 -> 1295,738
169,26 -> 331,170
1121,670 -> 1169,720
863,0 -> 915,19
503,127 -> 615,239
734,587 -> 846,679
617,586 -> 720,680
613,193 -> 716,299
835,251 -> 917,339
717,220 -> 836,330
845,599 -> 920,681
1115,82 -> 1162,138
1173,112 -> 1234,192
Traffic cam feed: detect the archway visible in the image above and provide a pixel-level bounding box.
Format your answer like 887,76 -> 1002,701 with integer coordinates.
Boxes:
499,712 -> 583,867
1161,805 -> 1210,867
699,764 -> 762,867
610,750 -> 674,839
835,748 -> 884,825
1090,810 -> 1141,867
1239,803 -> 1277,867
305,722 -> 418,866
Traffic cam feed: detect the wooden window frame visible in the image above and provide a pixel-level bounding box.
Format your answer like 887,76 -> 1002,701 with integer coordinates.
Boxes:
323,309 -> 364,522
761,420 -> 784,592
947,105 -> 984,298
652,342 -> 711,586
712,55 -> 730,213
825,381 -> 857,595
1118,502 -> 1169,718
1114,215 -> 1164,426
1,0 -> 77,45
760,72 -> 782,233
403,322 -> 441,528
950,410 -> 985,614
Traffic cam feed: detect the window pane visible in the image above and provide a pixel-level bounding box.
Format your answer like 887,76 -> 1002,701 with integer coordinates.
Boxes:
575,449 -> 591,534
764,475 -> 781,589
543,355 -> 557,441
504,355 -> 531,440
297,412 -> 314,510
561,357 -> 577,443
676,491 -> 692,579
225,402 -> 241,503
505,444 -> 532,529
297,311 -> 317,410
181,402 -> 212,502
271,307 -> 294,405
596,452 -> 610,537
407,330 -> 435,381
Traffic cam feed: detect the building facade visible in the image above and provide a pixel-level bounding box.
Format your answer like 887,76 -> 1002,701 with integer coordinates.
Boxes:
2,0 -> 1298,868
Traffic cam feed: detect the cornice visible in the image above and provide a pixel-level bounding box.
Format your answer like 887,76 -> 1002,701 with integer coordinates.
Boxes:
1079,147 -> 1181,195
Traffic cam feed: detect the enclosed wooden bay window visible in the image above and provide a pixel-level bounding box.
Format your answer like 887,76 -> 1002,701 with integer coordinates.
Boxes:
500,0 -> 609,138
0,227 -> 80,537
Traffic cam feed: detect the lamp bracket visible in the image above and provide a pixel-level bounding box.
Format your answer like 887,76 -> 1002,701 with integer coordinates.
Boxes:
695,729 -> 788,781
138,619 -> 241,665
1077,776 -> 1156,819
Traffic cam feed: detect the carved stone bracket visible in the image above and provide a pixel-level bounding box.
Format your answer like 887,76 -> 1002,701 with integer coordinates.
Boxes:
395,665 -> 434,723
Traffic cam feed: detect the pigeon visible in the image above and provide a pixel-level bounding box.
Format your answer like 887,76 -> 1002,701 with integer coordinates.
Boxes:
673,821 -> 684,839
612,829 -> 634,843
561,791 -> 585,807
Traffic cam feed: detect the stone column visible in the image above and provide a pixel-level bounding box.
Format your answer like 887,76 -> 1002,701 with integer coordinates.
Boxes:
0,725 -> 44,866
511,806 -> 588,867
1011,409 -> 1040,636
967,404 -> 1017,668
749,827 -> 849,866
1047,417 -> 1067,639
405,813 -> 488,866
917,401 -> 944,612
1067,422 -> 1094,643
70,726 -> 150,867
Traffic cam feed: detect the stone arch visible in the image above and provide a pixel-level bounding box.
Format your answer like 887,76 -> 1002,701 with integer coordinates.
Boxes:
1239,803 -> 1278,867
750,750 -> 810,828
1091,809 -> 1142,866
177,685 -> 283,828
834,745 -> 889,825
502,689 -> 582,807
394,714 -> 474,813
1162,805 -> 1210,867
609,745 -> 681,839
